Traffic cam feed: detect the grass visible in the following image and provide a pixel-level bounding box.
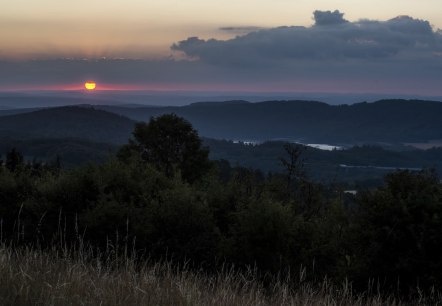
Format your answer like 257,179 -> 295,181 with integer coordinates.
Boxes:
1,243 -> 437,306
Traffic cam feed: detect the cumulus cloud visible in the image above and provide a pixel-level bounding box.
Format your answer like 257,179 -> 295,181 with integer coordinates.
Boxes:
172,11 -> 442,64
313,10 -> 348,26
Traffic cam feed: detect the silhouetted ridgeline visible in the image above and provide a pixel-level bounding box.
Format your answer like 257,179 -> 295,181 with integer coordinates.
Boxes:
0,106 -> 135,144
2,99 -> 442,143
0,93 -> 123,109
93,99 -> 442,143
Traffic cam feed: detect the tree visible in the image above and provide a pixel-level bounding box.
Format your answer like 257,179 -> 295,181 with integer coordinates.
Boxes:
119,114 -> 211,183
279,143 -> 306,192
5,148 -> 24,172
351,169 -> 442,291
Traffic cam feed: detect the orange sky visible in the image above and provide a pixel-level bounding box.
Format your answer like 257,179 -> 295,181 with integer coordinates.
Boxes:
2,0 -> 442,60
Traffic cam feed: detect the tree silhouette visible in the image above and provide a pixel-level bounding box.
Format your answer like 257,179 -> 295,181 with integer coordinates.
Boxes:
5,148 -> 24,172
279,143 -> 306,192
119,114 -> 211,183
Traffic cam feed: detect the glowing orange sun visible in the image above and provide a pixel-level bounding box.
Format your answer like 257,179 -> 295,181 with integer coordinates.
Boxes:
84,81 -> 96,90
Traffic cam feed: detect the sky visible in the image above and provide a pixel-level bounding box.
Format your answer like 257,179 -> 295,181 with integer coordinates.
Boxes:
1,0 -> 442,95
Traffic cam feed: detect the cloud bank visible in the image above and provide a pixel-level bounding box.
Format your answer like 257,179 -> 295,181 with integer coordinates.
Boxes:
172,10 -> 441,64
1,11 -> 442,95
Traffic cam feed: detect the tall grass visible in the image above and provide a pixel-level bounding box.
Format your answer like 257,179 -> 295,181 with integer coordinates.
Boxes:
0,208 -> 439,305
1,243 -> 438,306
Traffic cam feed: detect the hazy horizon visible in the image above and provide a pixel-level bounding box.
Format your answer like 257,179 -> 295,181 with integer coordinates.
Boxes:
1,89 -> 442,109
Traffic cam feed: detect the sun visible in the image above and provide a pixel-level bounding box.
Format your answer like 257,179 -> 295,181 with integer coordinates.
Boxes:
84,81 -> 96,90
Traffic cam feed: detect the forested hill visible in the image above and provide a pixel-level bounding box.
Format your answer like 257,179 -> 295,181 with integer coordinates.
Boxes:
2,99 -> 442,144
2,104 -> 442,182
0,106 -> 135,144
96,99 -> 442,143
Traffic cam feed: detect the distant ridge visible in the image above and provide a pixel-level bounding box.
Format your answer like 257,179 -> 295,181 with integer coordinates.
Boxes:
0,94 -> 124,108
96,99 -> 442,143
2,99 -> 442,144
189,100 -> 251,106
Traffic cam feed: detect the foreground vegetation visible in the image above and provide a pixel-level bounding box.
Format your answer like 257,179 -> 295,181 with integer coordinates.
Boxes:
1,114 -> 442,303
1,244 -> 438,305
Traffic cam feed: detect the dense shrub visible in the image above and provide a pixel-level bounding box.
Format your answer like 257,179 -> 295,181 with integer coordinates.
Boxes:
350,169 -> 442,291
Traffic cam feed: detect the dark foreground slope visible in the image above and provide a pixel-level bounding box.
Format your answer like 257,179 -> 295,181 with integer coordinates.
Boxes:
98,99 -> 442,143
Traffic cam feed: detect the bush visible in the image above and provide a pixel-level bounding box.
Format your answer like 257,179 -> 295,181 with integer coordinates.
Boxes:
351,169 -> 442,291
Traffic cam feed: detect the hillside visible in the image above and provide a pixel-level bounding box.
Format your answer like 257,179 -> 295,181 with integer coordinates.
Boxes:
0,136 -> 117,167
1,102 -> 442,183
97,99 -> 442,144
0,106 -> 136,144
2,135 -> 439,184
3,99 -> 442,144
205,139 -> 442,184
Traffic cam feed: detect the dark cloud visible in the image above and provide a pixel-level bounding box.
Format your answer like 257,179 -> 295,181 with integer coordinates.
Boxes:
172,11 -> 442,64
219,26 -> 264,35
313,10 -> 348,26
